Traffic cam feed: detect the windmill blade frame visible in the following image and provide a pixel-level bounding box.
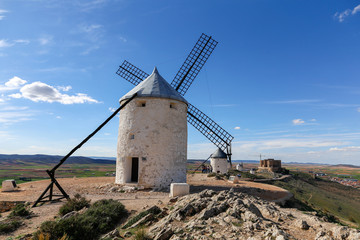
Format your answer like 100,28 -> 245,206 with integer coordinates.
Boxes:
171,33 -> 218,96
187,103 -> 233,153
116,60 -> 149,86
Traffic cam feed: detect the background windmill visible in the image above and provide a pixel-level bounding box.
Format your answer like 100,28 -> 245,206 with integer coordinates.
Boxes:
116,33 -> 234,165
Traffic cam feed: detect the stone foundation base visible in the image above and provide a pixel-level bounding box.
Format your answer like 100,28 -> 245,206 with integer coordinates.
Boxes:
170,183 -> 189,197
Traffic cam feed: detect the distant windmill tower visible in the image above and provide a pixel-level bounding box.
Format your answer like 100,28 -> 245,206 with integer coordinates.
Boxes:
210,148 -> 228,174
116,33 -> 234,189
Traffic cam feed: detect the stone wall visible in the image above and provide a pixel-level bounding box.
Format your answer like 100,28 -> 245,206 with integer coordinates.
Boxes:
210,158 -> 228,174
116,97 -> 187,189
259,159 -> 282,172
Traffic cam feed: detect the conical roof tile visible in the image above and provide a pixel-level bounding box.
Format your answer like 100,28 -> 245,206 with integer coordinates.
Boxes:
211,148 -> 227,158
120,67 -> 187,104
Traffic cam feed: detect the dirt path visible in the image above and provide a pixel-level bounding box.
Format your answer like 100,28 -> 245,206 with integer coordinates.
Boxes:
0,175 -> 291,239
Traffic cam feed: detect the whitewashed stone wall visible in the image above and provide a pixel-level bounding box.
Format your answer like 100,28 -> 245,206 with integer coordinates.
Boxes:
210,158 -> 228,174
116,97 -> 187,189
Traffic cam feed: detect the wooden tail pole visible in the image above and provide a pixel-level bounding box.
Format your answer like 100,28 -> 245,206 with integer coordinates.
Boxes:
192,155 -> 211,174
32,93 -> 137,207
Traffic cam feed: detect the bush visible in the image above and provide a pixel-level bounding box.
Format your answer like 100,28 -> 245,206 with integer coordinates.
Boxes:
9,203 -> 32,217
134,228 -> 151,240
59,194 -> 90,216
34,199 -> 126,240
0,218 -> 22,234
207,173 -> 216,177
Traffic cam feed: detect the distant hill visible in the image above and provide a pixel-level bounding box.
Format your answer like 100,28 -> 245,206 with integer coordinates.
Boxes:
0,154 -> 115,165
332,164 -> 360,168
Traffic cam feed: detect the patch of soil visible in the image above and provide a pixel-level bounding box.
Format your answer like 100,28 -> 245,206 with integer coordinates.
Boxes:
0,174 -> 291,238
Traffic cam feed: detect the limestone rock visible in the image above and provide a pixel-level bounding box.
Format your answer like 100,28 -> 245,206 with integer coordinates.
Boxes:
154,227 -> 174,240
143,189 -> 357,240
296,219 -> 310,230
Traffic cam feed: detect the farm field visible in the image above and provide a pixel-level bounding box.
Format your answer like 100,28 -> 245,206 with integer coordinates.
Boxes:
0,155 -> 116,186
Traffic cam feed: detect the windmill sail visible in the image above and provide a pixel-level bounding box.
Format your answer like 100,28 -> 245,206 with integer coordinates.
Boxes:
116,60 -> 149,86
171,33 -> 218,96
187,103 -> 233,153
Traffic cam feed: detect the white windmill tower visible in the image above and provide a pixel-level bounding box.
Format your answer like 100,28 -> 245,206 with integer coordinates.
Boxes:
116,67 -> 188,189
115,33 -> 234,189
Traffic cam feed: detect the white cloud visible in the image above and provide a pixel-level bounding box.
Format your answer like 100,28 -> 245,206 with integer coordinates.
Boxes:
76,23 -> 104,54
0,39 -> 30,48
56,116 -> 61,119
0,9 -> 8,20
357,107 -> 360,112
329,146 -> 360,152
352,4 -> 360,15
292,119 -> 305,125
8,93 -> 22,98
119,36 -> 127,43
0,110 -> 33,124
310,118 -> 317,122
0,39 -> 13,48
0,76 -> 27,91
335,4 -> 360,22
266,99 -> 321,104
80,24 -> 103,33
77,0 -> 108,12
14,39 -> 30,44
9,81 -> 99,104
57,86 -> 72,91
38,35 -> 53,45
335,9 -> 351,22
109,107 -> 116,112
263,139 -> 340,149
234,126 -> 241,130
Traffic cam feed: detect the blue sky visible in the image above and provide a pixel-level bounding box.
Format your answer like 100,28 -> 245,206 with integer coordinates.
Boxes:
1,0 -> 360,164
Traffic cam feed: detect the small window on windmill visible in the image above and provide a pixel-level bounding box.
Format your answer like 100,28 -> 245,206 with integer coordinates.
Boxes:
129,134 -> 135,140
142,157 -> 147,161
170,102 -> 176,109
137,101 -> 146,107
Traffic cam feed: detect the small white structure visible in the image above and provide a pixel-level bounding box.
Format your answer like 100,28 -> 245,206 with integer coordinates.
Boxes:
170,183 -> 190,197
2,180 -> 17,192
116,68 -> 188,189
210,148 -> 228,174
236,162 -> 244,171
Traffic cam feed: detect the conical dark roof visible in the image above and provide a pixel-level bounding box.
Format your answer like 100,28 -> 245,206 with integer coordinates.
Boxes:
211,148 -> 227,158
120,67 -> 187,104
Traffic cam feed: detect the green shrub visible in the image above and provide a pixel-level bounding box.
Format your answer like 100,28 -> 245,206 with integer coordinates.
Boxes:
34,199 -> 126,240
9,203 -> 32,217
215,175 -> 222,180
59,194 -> 90,216
0,218 -> 22,234
134,228 -> 151,240
207,173 -> 216,177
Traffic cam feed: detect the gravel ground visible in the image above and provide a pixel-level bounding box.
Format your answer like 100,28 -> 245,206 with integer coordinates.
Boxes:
0,175 -> 291,239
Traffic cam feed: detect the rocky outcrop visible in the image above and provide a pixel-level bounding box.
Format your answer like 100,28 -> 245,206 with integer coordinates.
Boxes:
144,189 -> 360,240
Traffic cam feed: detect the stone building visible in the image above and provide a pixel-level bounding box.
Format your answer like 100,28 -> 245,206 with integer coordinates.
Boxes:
116,68 -> 188,189
2,180 -> 17,192
210,148 -> 228,174
258,158 -> 282,172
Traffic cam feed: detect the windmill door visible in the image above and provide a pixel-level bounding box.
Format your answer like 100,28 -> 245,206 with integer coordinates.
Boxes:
131,157 -> 139,182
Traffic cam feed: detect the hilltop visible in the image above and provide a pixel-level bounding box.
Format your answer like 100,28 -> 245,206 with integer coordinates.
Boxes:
0,154 -> 115,166
269,171 -> 360,228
